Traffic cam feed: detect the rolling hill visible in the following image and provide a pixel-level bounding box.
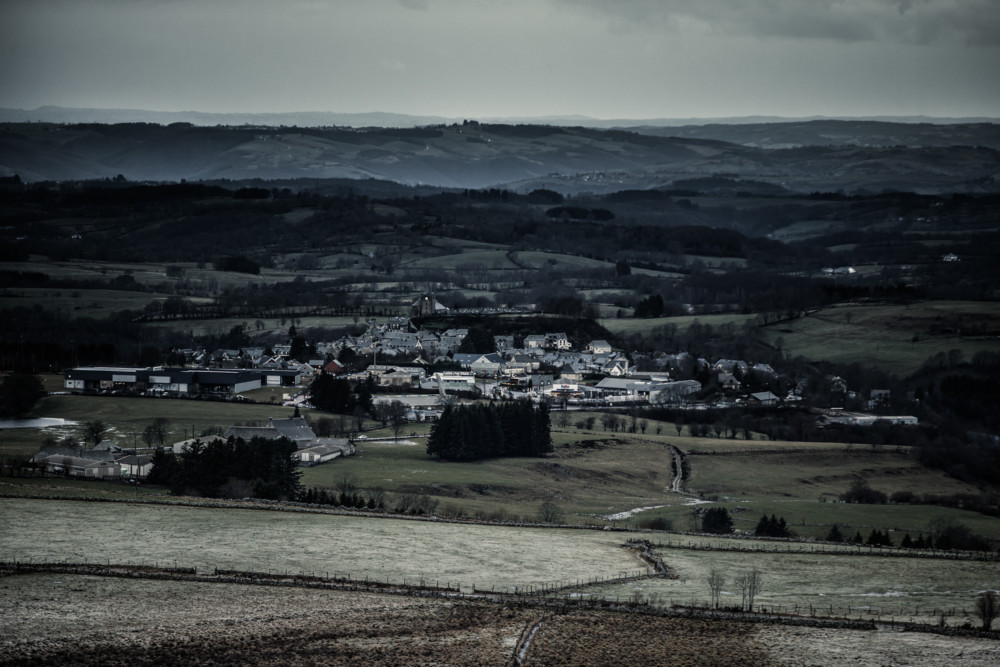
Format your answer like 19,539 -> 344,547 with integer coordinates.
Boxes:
2,120 -> 997,193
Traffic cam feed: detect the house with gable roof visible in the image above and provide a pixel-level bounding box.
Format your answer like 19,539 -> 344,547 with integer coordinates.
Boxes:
587,340 -> 613,354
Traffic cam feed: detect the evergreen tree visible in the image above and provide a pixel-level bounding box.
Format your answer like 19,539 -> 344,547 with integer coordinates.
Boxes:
754,513 -> 791,538
826,524 -> 844,542
426,400 -> 552,461
152,435 -> 300,500
702,507 -> 734,534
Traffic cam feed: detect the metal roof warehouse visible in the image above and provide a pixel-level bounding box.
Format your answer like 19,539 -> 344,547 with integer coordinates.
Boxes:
64,366 -> 263,396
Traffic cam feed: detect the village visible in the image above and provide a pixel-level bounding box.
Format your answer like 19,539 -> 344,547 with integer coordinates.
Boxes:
40,299 -> 920,483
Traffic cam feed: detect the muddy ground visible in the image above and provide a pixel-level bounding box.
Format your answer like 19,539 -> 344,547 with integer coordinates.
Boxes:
2,574 -> 998,666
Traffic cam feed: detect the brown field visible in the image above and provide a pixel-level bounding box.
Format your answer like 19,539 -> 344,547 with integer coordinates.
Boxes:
2,573 -> 999,666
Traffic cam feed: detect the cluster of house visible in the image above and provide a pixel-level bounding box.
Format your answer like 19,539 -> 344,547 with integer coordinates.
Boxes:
61,323 -> 785,408
62,312 -> 917,426
30,440 -> 153,481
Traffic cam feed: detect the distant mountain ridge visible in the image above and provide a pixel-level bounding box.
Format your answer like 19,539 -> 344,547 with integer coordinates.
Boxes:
1,117 -> 997,193
1,106 -> 996,129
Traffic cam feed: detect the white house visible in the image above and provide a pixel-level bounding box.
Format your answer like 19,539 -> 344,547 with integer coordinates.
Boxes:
587,340 -> 613,354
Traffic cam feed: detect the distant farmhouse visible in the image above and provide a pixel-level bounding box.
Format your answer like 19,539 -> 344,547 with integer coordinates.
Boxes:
31,440 -> 152,480
223,417 -> 354,466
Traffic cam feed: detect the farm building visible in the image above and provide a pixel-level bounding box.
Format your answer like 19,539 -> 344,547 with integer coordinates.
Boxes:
63,365 -> 314,395
225,417 -> 316,447
116,454 -> 153,479
64,366 -> 263,396
293,440 -> 354,466
261,368 -> 310,387
37,455 -> 120,479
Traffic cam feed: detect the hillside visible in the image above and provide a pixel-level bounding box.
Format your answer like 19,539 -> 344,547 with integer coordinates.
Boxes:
632,119 -> 1000,151
2,121 -> 998,193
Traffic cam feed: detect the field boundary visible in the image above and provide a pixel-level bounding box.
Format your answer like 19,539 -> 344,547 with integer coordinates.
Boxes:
647,538 -> 1000,562
7,559 -> 998,640
4,491 -> 997,562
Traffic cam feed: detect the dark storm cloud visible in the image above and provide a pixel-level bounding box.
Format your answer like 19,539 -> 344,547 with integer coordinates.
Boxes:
562,0 -> 1000,46
1,0 -> 997,119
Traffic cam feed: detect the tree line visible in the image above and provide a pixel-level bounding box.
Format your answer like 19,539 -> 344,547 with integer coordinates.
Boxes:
426,400 -> 552,461
147,435 -> 301,500
308,373 -> 375,416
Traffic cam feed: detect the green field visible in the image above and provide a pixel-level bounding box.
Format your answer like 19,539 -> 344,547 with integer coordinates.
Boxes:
0,393 -> 300,460
5,394 -> 998,548
760,301 -> 1000,376
0,287 -> 199,319
600,313 -> 757,337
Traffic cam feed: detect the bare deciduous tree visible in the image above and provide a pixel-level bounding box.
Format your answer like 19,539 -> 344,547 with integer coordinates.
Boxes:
975,591 -> 997,631
364,486 -> 387,510
334,472 -> 359,498
734,568 -> 763,611
142,417 -> 170,447
82,420 -> 106,447
313,416 -> 334,438
537,501 -> 565,524
707,568 -> 725,609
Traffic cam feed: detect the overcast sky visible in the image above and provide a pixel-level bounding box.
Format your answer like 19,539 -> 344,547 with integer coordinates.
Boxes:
2,0 -> 998,120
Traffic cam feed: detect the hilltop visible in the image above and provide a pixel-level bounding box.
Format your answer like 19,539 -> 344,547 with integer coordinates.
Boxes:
2,119 -> 998,193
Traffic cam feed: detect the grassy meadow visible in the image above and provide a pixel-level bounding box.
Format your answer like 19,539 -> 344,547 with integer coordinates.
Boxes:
1,498 -> 996,628
0,498 -> 638,591
599,312 -> 758,337
760,301 -> 1000,376
4,395 -> 998,548
0,392 -> 300,460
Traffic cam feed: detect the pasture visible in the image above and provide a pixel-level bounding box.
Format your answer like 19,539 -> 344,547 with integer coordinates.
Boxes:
599,312 -> 757,337
760,301 -> 1000,376
0,498 -> 638,590
3,395 -> 998,546
0,393 -> 299,460
0,498 -> 996,629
